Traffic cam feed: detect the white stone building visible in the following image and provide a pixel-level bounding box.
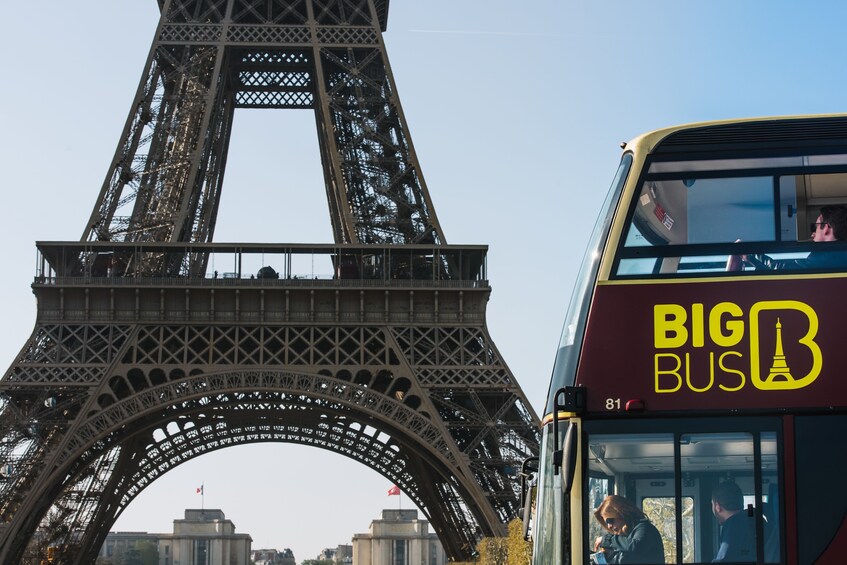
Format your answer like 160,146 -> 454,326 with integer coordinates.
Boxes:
352,509 -> 447,565
157,509 -> 252,565
99,508 -> 251,565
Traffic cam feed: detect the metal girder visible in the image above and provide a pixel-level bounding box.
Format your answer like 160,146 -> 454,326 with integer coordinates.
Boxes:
84,0 -> 442,275
0,276 -> 540,562
46,375 -> 490,562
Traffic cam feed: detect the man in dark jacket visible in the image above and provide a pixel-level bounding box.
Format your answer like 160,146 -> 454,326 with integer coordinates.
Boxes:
748,205 -> 847,270
711,481 -> 756,562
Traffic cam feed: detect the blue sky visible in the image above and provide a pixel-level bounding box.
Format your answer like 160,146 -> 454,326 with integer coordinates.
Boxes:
2,1 -> 847,561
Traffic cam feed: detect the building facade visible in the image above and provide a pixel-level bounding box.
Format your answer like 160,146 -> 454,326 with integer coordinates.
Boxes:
352,510 -> 447,565
159,509 -> 251,565
316,544 -> 353,564
99,531 -> 160,563
98,509 -> 251,565
252,547 -> 296,565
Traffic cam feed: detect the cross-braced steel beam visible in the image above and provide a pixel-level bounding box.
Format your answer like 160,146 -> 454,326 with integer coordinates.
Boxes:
1,247 -> 539,562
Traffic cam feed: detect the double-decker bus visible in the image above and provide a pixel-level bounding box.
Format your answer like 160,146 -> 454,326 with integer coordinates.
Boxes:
527,115 -> 847,565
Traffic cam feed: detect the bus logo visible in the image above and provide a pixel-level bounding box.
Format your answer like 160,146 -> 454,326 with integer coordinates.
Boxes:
749,301 -> 821,391
653,300 -> 822,394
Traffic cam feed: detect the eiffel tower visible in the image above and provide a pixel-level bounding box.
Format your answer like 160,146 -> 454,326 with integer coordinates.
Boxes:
0,1 -> 539,563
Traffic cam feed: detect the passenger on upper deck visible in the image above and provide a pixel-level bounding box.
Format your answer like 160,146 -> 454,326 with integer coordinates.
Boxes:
730,204 -> 847,271
592,495 -> 665,564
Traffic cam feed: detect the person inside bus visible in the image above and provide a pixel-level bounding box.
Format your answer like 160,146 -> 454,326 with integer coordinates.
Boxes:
711,481 -> 756,563
592,495 -> 665,564
729,204 -> 847,270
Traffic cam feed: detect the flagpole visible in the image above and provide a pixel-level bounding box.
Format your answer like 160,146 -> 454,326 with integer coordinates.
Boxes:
387,484 -> 402,509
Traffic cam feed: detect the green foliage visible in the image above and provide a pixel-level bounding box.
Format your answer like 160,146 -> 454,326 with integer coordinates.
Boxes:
135,540 -> 159,565
119,547 -> 143,565
301,560 -> 333,565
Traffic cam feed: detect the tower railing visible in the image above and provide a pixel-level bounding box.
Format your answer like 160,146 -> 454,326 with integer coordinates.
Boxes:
35,242 -> 488,284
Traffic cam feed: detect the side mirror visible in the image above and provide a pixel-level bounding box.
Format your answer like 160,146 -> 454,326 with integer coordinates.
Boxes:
520,456 -> 539,541
559,423 -> 578,495
551,386 -> 584,475
519,456 -> 539,507
551,387 -> 582,492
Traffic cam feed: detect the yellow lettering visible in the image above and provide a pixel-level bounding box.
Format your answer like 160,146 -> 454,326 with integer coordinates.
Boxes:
692,303 -> 705,347
655,353 -> 683,393
717,351 -> 745,391
654,304 -> 688,348
710,302 -> 744,347
685,352 -> 714,392
651,300 -> 823,395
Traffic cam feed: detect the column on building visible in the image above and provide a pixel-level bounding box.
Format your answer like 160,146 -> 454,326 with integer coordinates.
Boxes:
158,509 -> 252,565
352,509 -> 447,565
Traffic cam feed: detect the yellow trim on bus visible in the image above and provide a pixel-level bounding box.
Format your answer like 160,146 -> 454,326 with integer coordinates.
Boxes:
597,270 -> 847,286
569,418 -> 585,565
540,411 -> 579,427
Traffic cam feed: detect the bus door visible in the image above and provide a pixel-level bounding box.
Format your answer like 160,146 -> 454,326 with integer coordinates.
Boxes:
583,419 -> 782,564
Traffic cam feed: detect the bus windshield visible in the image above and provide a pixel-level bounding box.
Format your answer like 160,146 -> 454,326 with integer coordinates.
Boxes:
545,154 -> 631,413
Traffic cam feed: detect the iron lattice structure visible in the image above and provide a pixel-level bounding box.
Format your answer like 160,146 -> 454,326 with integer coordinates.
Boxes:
0,2 -> 539,563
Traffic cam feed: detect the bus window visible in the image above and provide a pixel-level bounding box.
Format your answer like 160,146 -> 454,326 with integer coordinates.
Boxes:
778,177 -> 798,242
584,426 -> 781,564
642,496 -> 693,563
614,165 -> 847,277
617,224 -> 660,276
618,174 -> 787,277
624,176 -> 777,249
761,432 -> 781,564
586,433 -> 676,564
680,432 -> 756,563
534,424 -> 565,564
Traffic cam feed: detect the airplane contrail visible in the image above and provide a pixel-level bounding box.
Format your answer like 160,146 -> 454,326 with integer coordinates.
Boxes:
408,29 -> 572,38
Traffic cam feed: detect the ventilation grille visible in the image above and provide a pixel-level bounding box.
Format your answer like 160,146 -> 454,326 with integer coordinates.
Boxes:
654,116 -> 847,155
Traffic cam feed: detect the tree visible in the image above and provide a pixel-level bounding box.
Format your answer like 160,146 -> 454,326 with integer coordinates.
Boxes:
119,547 -> 143,565
506,518 -> 532,565
467,518 -> 533,565
478,535 -> 508,565
135,540 -> 158,565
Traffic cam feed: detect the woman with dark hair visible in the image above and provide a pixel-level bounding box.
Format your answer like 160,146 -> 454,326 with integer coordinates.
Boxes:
592,495 -> 665,564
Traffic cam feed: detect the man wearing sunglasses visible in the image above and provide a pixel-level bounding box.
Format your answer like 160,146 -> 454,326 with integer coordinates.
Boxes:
809,205 -> 847,243
739,204 -> 847,271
